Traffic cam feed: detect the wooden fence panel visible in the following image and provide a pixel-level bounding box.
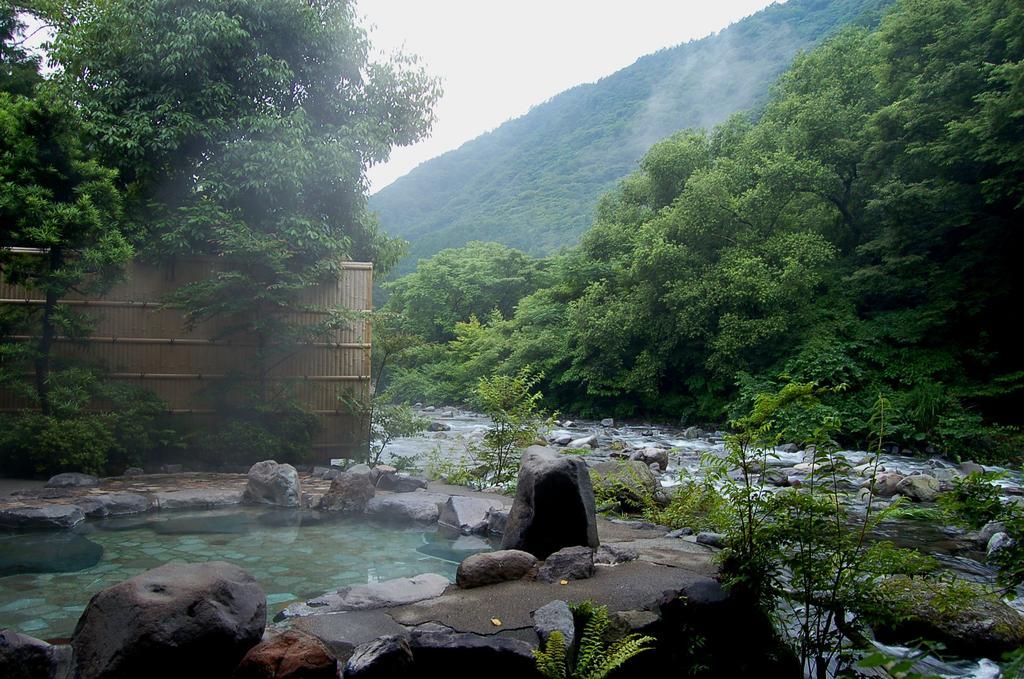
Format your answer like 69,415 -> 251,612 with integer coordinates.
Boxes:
0,254 -> 372,458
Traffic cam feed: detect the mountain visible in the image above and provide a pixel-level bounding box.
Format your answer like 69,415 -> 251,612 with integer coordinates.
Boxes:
369,0 -> 894,271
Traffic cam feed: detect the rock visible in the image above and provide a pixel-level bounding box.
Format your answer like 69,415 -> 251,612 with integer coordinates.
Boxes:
486,507 -> 509,535
234,629 -> 336,679
561,420 -> 575,428
608,610 -> 660,639
72,561 -> 266,679
532,600 -> 574,650
600,418 -> 615,428
665,527 -> 694,538
0,629 -> 73,679
152,488 -> 244,510
438,496 -> 502,535
977,521 -> 1007,546
683,426 -> 705,440
0,505 -> 84,530
777,443 -> 799,454
590,460 -> 660,511
291,610 -> 408,662
318,471 -> 375,512
456,549 -> 537,588
551,434 -> 573,446
866,472 -> 904,498
696,532 -> 726,548
343,635 -> 414,679
283,574 -> 450,617
375,473 -> 428,493
869,576 -> 1024,656
242,461 -> 300,508
422,405 -> 436,412
501,446 -> 599,559
346,463 -> 373,476
895,474 -> 940,502
987,532 -> 1014,558
123,467 -> 145,476
365,492 -> 449,523
630,447 -> 668,471
567,435 -> 597,449
45,472 -> 100,488
958,461 -> 986,476
538,545 -> 595,583
428,421 -> 451,432
762,469 -> 789,486
594,542 -> 639,565
408,631 -> 542,679
74,493 -> 151,518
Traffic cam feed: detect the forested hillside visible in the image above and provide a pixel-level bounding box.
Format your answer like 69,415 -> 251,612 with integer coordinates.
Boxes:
370,0 -> 893,271
383,0 -> 1024,462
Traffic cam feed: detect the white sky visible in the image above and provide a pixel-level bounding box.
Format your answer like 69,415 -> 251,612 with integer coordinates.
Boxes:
359,0 -> 780,192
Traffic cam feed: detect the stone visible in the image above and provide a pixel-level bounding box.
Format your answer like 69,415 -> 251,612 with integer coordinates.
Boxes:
561,420 -> 575,428
0,505 -> 84,530
958,461 -> 986,476
590,460 -> 660,511
977,520 -> 1007,546
291,610 -> 408,662
551,434 -> 573,446
0,629 -> 73,679
318,471 -> 375,512
45,472 -> 100,488
665,527 -> 694,538
696,532 -> 726,548
600,418 -> 615,427
71,561 -> 266,679
501,446 -> 599,559
422,405 -> 436,412
869,576 -> 1024,656
283,574 -> 450,617
762,469 -> 789,486
234,629 -> 336,679
438,496 -> 502,535
987,532 -> 1014,558
243,460 -> 300,508
532,600 -> 574,650
152,488 -> 244,510
630,447 -> 668,471
895,474 -> 940,502
456,550 -> 537,589
538,545 -> 595,583
486,507 -> 509,535
123,467 -> 145,476
567,435 -> 597,449
683,426 -> 705,440
375,473 -> 428,493
408,631 -> 543,679
75,493 -> 151,518
343,635 -> 414,679
866,472 -> 904,498
428,421 -> 451,432
365,492 -> 449,523
346,463 -> 373,477
594,542 -> 639,565
777,443 -> 799,454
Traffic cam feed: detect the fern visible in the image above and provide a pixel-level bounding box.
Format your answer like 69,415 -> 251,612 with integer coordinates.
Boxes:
534,601 -> 655,679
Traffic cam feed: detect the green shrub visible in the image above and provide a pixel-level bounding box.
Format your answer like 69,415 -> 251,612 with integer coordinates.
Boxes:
938,472 -> 1006,529
193,405 -> 320,466
533,601 -> 654,679
0,413 -> 114,476
644,473 -> 730,532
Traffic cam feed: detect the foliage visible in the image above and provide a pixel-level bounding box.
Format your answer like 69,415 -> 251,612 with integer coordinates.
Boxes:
533,601 -> 655,679
937,473 -> 1007,529
422,445 -> 478,487
643,472 -> 730,532
471,366 -> 550,486
192,401 -> 320,467
365,400 -> 429,466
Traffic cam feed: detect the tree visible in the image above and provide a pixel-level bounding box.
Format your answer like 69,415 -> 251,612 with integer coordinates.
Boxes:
1,3 -> 41,96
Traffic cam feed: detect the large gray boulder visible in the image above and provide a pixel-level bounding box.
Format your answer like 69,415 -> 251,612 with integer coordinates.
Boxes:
45,472 -> 100,488
0,629 -> 73,679
409,631 -> 543,679
318,471 -> 375,512
234,629 -> 336,679
456,549 -> 537,589
71,561 -> 266,679
75,493 -> 151,518
501,446 -> 599,559
537,546 -> 595,583
343,636 -> 414,679
895,474 -> 940,503
630,447 -> 668,471
281,574 -> 449,618
152,489 -> 244,510
590,460 -> 660,511
532,600 -> 574,650
0,505 -> 84,530
243,460 -> 300,507
365,492 -> 449,523
438,496 -> 503,535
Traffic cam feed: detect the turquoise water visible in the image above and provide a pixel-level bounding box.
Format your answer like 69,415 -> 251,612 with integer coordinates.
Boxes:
0,508 -> 489,641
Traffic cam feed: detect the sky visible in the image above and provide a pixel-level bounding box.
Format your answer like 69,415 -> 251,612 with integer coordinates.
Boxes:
359,0 -> 781,192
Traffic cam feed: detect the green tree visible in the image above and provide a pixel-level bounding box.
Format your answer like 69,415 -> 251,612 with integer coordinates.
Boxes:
472,366 -> 550,485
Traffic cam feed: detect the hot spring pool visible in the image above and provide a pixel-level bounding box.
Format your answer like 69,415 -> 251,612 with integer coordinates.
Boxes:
0,507 -> 491,641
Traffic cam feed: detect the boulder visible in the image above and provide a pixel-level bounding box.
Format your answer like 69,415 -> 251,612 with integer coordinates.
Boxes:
0,629 -> 73,679
486,507 -> 509,535
291,610 -> 408,663
551,434 -> 573,446
590,460 -> 660,511
318,471 -> 375,512
375,473 -> 428,493
365,492 -> 449,523
683,426 -> 704,440
976,521 -> 1007,547
762,469 -> 789,486
987,532 -> 1014,558
501,446 -> 599,559
282,574 -> 450,618
630,447 -> 668,471
408,631 -> 543,679
537,546 -> 595,583
868,576 -> 1024,656
75,493 -> 151,518
600,418 -> 615,428
438,496 -> 502,535
567,435 -> 597,449
0,505 -> 84,530
233,629 -> 336,679
665,527 -> 694,538
456,550 -> 537,589
243,461 -> 300,508
532,600 -> 574,650
343,635 -> 414,679
594,542 -> 639,565
45,472 -> 100,488
895,474 -> 940,503
152,489 -> 244,510
696,532 -> 726,548
71,561 -> 266,679
428,421 -> 451,432
866,472 -> 904,498
958,461 -> 986,476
